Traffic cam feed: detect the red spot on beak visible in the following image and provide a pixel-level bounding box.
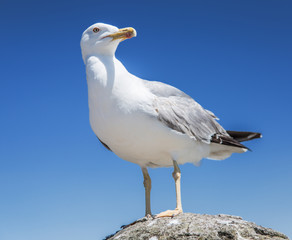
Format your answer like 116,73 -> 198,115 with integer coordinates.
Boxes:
125,32 -> 132,38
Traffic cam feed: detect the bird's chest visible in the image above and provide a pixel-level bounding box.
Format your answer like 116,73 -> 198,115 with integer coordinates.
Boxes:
89,96 -> 153,150
87,75 -> 154,149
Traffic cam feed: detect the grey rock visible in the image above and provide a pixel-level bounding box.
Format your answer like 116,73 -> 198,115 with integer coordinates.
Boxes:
105,213 -> 289,240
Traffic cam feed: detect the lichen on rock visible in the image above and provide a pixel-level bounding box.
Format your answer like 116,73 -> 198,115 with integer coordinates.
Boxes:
105,213 -> 289,240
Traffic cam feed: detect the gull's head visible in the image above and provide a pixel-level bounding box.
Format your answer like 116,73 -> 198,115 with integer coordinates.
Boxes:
80,23 -> 136,62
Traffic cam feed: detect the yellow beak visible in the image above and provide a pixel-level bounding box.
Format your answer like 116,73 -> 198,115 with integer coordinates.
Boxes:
105,27 -> 137,41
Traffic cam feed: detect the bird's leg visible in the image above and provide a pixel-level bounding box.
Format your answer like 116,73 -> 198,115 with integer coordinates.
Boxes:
173,160 -> 183,212
155,160 -> 183,218
142,167 -> 152,218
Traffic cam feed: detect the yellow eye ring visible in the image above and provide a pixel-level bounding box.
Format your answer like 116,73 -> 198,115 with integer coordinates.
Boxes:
93,27 -> 100,33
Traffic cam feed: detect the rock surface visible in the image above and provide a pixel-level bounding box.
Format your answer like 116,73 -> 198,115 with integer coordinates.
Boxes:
105,213 -> 289,240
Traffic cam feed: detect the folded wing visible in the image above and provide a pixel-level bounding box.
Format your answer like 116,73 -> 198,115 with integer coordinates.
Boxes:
144,80 -> 250,150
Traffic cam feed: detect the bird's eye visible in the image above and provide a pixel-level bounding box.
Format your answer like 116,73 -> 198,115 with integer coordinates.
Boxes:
93,27 -> 100,33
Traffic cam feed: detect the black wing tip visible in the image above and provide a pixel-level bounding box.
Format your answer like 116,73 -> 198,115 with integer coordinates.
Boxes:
211,134 -> 249,149
258,133 -> 263,138
249,132 -> 262,139
226,131 -> 262,142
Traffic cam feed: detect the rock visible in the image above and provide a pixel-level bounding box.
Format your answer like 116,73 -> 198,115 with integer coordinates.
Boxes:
104,213 -> 289,240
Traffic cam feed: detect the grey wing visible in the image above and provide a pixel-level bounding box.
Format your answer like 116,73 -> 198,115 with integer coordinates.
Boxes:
144,80 -> 247,148
154,95 -> 227,143
143,80 -> 190,98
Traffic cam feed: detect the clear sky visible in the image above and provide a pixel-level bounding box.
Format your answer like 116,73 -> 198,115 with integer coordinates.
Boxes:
0,0 -> 291,239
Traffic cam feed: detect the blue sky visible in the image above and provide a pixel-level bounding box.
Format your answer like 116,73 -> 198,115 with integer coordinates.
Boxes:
0,0 -> 292,239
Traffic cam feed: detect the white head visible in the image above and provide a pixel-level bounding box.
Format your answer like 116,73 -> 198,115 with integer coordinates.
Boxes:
80,23 -> 137,62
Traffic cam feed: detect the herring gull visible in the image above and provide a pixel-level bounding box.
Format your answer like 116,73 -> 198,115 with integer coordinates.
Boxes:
80,23 -> 261,218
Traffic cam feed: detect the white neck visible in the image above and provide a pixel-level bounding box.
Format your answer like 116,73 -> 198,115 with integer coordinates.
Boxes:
85,54 -> 131,97
81,40 -> 119,63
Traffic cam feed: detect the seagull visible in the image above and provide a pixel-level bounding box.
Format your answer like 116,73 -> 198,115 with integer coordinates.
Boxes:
80,23 -> 261,218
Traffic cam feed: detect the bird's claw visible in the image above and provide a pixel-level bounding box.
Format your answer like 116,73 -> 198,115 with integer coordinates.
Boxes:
144,214 -> 153,220
155,208 -> 183,218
